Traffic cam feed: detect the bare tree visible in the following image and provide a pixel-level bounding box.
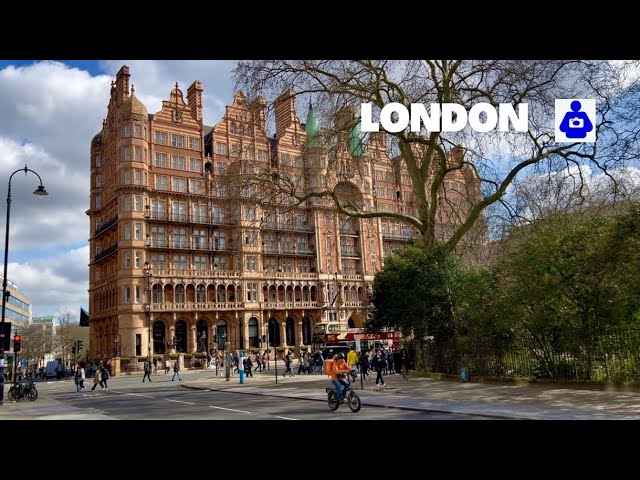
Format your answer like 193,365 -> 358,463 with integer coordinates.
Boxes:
19,323 -> 53,369
54,309 -> 79,361
233,60 -> 640,252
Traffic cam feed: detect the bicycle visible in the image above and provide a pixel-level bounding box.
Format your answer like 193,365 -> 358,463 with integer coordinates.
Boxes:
8,379 -> 38,402
326,371 -> 361,413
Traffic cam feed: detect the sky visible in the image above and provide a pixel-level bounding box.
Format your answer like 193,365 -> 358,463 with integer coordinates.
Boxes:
0,60 -> 235,317
1,59 -> 637,319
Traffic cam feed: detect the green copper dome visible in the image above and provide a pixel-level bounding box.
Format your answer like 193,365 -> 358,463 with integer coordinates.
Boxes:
348,122 -> 364,157
305,103 -> 320,147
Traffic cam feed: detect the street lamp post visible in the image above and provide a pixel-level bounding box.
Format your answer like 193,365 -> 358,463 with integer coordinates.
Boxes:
0,165 -> 48,406
145,265 -> 154,361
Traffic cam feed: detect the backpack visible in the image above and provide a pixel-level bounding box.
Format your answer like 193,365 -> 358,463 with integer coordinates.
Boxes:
323,359 -> 334,376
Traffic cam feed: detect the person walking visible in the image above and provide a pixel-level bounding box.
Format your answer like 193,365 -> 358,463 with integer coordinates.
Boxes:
373,351 -> 386,390
75,365 -> 85,392
400,348 -> 409,380
101,364 -> 110,390
245,355 -> 254,377
152,357 -> 158,374
142,358 -> 153,383
347,346 -> 359,376
283,351 -> 294,377
359,351 -> 370,381
171,360 -> 182,381
91,366 -> 103,391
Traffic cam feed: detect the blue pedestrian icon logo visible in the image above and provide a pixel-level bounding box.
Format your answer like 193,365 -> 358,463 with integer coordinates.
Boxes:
555,99 -> 596,143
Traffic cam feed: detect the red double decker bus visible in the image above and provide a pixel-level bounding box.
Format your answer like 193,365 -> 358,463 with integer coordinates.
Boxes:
312,321 -> 397,351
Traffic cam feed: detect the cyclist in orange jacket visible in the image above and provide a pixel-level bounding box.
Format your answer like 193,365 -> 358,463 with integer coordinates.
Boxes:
330,353 -> 353,403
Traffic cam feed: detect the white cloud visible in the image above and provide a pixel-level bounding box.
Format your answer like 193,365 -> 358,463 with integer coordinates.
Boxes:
99,60 -> 234,124
8,246 -> 89,317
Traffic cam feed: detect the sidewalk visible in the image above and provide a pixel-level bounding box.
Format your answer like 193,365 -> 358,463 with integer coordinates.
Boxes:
183,367 -> 640,419
0,383 -> 115,420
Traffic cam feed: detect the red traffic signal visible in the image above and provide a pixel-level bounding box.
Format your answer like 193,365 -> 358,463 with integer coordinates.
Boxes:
13,335 -> 20,342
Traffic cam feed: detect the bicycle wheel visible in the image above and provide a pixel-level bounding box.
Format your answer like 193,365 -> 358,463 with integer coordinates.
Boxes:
327,390 -> 340,411
347,391 -> 361,413
27,386 -> 38,401
8,386 -> 18,402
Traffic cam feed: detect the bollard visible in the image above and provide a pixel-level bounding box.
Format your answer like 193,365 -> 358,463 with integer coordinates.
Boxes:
239,351 -> 245,384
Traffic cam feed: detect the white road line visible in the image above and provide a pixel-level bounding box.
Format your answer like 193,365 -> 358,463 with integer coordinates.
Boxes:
274,416 -> 298,420
208,405 -> 251,414
167,399 -> 195,405
127,393 -> 155,399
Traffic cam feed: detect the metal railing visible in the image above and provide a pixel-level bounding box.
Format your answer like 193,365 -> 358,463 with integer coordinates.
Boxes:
413,328 -> 640,382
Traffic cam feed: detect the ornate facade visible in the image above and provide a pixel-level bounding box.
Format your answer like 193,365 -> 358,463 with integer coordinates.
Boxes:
87,65 -> 483,361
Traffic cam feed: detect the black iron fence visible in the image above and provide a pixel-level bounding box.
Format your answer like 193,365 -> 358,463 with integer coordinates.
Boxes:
411,327 -> 640,382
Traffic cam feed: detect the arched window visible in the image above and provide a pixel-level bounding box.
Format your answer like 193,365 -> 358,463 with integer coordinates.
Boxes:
268,317 -> 280,346
196,284 -> 206,303
216,284 -> 226,303
152,284 -> 163,303
302,316 -> 311,345
196,319 -> 208,353
216,319 -> 228,349
175,284 -> 185,303
285,317 -> 295,346
153,320 -> 166,354
248,317 -> 259,348
175,320 -> 188,353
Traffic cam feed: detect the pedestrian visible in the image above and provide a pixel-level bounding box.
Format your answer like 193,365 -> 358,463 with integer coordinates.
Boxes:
152,357 -> 158,374
347,346 -> 359,376
171,360 -> 182,381
283,350 -> 294,377
245,356 -> 253,377
91,366 -> 102,391
401,348 -> 409,380
255,352 -> 262,372
101,364 -> 110,390
297,351 -> 306,375
360,351 -> 370,380
373,351 -> 386,390
165,358 -> 171,374
75,365 -> 85,392
142,358 -> 152,383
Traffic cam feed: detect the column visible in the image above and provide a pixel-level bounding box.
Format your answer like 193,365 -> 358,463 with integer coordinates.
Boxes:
296,319 -> 303,347
280,319 -> 287,347
242,315 -> 249,350
190,324 -> 197,353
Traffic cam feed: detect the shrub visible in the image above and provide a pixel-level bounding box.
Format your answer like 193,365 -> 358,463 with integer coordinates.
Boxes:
276,346 -> 285,352
119,357 -> 130,362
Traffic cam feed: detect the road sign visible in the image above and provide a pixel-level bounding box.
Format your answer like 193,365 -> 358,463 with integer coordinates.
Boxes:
20,360 -> 27,367
355,335 -> 361,352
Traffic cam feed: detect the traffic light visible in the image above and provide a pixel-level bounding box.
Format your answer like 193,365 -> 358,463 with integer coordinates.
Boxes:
1,322 -> 11,351
72,345 -> 76,355
77,340 -> 83,352
13,334 -> 21,353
